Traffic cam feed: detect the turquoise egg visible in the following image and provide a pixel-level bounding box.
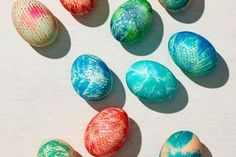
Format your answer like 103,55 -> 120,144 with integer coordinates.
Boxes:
110,0 -> 153,44
126,61 -> 178,102
168,31 -> 217,76
159,0 -> 191,12
160,131 -> 202,157
71,54 -> 113,101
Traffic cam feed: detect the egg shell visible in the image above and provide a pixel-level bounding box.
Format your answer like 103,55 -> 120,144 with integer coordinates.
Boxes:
60,0 -> 96,15
71,54 -> 113,101
38,139 -> 78,157
168,31 -> 217,76
158,0 -> 191,12
12,0 -> 58,47
84,107 -> 130,157
126,60 -> 178,102
110,0 -> 153,44
160,131 -> 202,157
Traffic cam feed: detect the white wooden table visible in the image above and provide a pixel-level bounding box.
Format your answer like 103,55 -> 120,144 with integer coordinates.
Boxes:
0,0 -> 235,156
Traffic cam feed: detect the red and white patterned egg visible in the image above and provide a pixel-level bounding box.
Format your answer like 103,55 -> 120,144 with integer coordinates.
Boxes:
12,0 -> 58,47
60,0 -> 96,15
84,107 -> 130,157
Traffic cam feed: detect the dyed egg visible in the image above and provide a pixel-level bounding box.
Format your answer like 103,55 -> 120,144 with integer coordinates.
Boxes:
168,31 -> 217,76
160,131 -> 202,157
126,61 -> 178,102
84,107 -> 129,156
159,0 -> 191,12
12,0 -> 58,47
110,0 -> 153,44
38,139 -> 77,157
71,54 -> 113,101
60,0 -> 96,15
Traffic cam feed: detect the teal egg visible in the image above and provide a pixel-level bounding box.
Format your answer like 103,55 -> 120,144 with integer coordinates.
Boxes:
160,131 -> 202,157
110,0 -> 153,44
126,61 -> 178,102
168,31 -> 217,76
159,0 -> 191,12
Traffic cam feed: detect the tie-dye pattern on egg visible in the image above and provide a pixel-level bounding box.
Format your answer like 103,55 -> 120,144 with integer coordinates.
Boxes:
110,0 -> 153,44
126,60 -> 178,102
160,131 -> 202,157
71,54 -> 113,101
12,0 -> 58,47
38,139 -> 77,157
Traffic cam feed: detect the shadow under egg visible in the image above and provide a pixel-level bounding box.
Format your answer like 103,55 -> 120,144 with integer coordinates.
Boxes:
140,81 -> 188,114
72,0 -> 110,27
201,143 -> 213,157
86,70 -> 126,111
168,0 -> 205,24
32,19 -> 71,59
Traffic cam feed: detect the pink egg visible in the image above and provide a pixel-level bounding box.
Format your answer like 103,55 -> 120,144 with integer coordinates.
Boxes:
60,0 -> 96,15
12,0 -> 58,47
84,107 -> 130,157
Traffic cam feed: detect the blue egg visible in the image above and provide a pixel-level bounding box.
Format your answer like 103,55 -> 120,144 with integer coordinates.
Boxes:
168,31 -> 217,76
160,131 -> 202,157
71,54 -> 113,101
159,0 -> 191,12
126,60 -> 178,102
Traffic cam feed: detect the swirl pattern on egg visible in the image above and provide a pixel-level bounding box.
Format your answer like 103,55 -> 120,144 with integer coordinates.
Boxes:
71,54 -> 113,101
160,131 -> 202,157
126,60 -> 178,102
110,0 -> 153,44
168,31 -> 217,76
38,139 -> 77,157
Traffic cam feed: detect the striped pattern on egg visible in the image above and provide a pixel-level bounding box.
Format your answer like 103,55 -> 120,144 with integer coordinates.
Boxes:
12,0 -> 58,47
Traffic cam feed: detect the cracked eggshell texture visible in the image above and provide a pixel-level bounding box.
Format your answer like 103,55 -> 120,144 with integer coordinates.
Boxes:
60,0 -> 96,15
84,107 -> 130,157
12,0 -> 58,47
158,0 -> 191,12
126,61 -> 178,102
38,139 -> 78,157
168,31 -> 217,77
71,54 -> 113,101
110,0 -> 153,44
160,131 -> 202,157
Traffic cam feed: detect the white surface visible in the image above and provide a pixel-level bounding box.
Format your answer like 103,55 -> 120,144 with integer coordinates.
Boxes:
0,0 -> 236,156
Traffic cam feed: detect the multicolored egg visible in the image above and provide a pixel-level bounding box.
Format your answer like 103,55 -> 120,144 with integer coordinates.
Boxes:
168,31 -> 217,76
159,0 -> 191,12
60,0 -> 96,15
160,131 -> 202,157
12,0 -> 58,47
110,0 -> 153,44
126,61 -> 178,102
38,139 -> 77,157
71,54 -> 113,101
84,107 -> 130,156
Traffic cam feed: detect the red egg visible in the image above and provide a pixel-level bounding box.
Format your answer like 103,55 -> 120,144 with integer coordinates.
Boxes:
84,107 -> 130,157
60,0 -> 96,15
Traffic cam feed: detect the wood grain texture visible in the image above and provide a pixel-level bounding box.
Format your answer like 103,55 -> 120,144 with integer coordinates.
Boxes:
0,0 -> 236,156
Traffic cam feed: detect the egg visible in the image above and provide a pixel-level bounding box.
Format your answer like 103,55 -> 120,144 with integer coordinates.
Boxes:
38,139 -> 77,157
71,54 -> 113,101
84,107 -> 129,157
60,0 -> 96,15
159,0 -> 191,12
126,60 -> 178,102
160,131 -> 202,157
12,0 -> 58,47
168,31 -> 217,76
110,0 -> 153,44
